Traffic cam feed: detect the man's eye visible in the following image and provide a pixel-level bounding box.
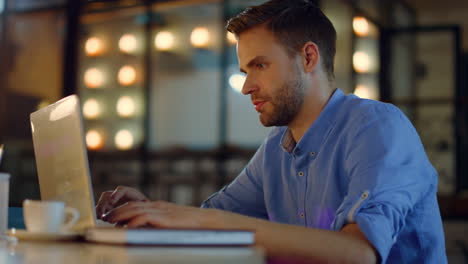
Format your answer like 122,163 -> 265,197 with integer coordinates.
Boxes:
256,63 -> 266,69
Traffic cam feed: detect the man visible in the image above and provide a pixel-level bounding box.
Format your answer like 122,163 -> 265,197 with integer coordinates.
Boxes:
96,0 -> 447,263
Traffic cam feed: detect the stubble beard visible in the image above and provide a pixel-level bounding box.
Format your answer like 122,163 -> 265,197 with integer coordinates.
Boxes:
260,68 -> 306,127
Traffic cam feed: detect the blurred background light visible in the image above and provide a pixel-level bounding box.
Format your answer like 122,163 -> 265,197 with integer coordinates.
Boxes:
190,27 -> 210,48
86,130 -> 103,150
83,98 -> 101,119
353,17 -> 370,37
354,85 -> 375,100
115,129 -> 134,150
155,31 -> 175,51
116,96 -> 136,117
37,100 -> 50,110
229,74 -> 246,93
118,65 -> 137,86
85,37 -> 103,56
84,68 -> 104,88
119,34 -> 137,54
227,32 -> 237,45
353,51 -> 371,73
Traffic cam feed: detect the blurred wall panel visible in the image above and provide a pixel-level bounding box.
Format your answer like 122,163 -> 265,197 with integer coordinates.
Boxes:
414,32 -> 456,194
7,0 -> 65,11
5,11 -> 64,103
149,3 -> 221,150
322,0 -> 353,94
1,7 -> 65,205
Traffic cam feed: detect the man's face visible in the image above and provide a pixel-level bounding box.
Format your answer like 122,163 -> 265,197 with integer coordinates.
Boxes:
237,26 -> 305,127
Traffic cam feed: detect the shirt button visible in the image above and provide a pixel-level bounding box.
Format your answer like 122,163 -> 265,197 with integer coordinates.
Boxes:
300,212 -> 305,218
310,152 -> 315,157
298,171 -> 304,177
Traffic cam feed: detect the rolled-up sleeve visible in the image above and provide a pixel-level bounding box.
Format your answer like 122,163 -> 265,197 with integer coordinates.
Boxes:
331,105 -> 436,263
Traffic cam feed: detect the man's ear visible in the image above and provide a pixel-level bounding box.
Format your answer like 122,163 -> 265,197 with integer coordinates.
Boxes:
301,42 -> 319,73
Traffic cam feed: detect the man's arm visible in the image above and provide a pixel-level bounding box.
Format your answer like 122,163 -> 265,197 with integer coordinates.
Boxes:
201,139 -> 270,219
254,221 -> 377,264
103,201 -> 377,264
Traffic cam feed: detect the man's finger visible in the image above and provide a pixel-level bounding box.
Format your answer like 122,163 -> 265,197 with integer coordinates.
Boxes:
97,204 -> 114,219
103,202 -> 148,223
110,186 -> 148,204
96,191 -> 113,217
110,187 -> 129,204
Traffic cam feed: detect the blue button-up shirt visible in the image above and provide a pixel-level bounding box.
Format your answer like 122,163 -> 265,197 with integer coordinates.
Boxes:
202,88 -> 447,263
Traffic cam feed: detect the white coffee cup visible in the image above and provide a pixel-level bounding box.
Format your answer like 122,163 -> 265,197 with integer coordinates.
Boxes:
23,200 -> 79,233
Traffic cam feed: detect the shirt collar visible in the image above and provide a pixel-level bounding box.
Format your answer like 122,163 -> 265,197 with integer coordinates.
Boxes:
280,88 -> 346,154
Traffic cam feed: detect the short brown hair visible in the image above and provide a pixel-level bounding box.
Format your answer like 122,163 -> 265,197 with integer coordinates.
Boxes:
227,0 -> 336,81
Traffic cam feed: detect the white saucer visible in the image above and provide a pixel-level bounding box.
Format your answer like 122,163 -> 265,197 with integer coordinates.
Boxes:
7,229 -> 81,241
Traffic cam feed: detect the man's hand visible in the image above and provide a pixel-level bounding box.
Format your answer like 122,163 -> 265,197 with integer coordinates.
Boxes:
96,186 -> 149,220
101,200 -> 229,229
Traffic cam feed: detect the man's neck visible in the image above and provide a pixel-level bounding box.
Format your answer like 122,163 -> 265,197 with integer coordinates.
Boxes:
288,84 -> 336,143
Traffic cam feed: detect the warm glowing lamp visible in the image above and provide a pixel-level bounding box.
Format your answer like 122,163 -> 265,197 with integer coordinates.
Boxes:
227,32 -> 237,45
155,31 -> 175,51
86,130 -> 103,150
119,34 -> 137,54
190,27 -> 210,48
84,68 -> 104,88
83,98 -> 101,119
229,74 -> 246,93
354,85 -> 375,100
116,96 -> 136,118
353,17 -> 370,37
353,52 -> 371,73
118,66 -> 137,86
115,130 -> 134,150
85,37 -> 103,56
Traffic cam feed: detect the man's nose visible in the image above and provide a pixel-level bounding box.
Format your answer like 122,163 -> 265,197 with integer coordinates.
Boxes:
241,76 -> 258,95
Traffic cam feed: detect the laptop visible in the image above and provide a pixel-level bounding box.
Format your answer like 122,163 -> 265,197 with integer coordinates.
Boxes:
28,95 -> 254,245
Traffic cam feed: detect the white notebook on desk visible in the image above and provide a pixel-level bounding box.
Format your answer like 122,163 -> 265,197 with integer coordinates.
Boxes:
30,95 -> 255,246
86,227 -> 254,246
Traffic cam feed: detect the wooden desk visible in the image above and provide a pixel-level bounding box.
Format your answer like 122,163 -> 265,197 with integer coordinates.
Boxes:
0,240 -> 265,264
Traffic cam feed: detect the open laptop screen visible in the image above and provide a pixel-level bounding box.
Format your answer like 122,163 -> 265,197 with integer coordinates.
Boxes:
30,95 -> 96,231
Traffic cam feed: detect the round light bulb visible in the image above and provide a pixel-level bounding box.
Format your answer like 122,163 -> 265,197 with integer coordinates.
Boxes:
154,31 -> 175,51
353,52 -> 371,73
353,17 -> 370,37
227,32 -> 237,45
118,65 -> 137,86
115,130 -> 134,150
86,130 -> 103,150
354,84 -> 378,100
83,98 -> 101,119
84,68 -> 104,88
119,34 -> 137,54
85,37 -> 103,56
229,74 -> 246,93
116,96 -> 136,118
190,27 -> 210,48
